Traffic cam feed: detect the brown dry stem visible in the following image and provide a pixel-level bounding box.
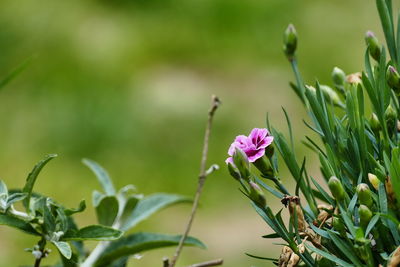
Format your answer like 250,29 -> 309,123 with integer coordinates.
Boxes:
167,95 -> 221,267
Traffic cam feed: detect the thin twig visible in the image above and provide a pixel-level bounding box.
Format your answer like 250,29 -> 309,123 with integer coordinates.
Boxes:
187,259 -> 224,267
168,95 -> 221,267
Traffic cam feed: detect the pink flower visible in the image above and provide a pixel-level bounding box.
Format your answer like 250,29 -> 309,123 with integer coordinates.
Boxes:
226,128 -> 274,164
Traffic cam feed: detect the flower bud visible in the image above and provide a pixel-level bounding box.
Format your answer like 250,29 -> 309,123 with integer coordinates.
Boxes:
265,144 -> 275,158
233,147 -> 250,179
253,157 -> 274,179
355,242 -> 370,262
365,31 -> 381,61
328,176 -> 345,201
283,24 -> 297,60
385,105 -> 397,132
320,85 -> 344,107
369,113 -> 381,133
332,67 -> 346,87
249,181 -> 266,207
388,245 -> 400,267
227,163 -> 240,180
305,84 -> 316,94
368,173 -> 380,190
357,183 -> 373,207
359,204 -> 373,229
332,216 -> 346,236
387,66 -> 400,94
346,72 -> 362,85
317,257 -> 334,267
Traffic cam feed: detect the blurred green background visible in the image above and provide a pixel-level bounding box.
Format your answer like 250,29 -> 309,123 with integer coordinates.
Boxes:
0,0 -> 389,266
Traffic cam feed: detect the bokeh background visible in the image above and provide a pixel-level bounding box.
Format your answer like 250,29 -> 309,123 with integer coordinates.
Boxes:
0,0 -> 390,266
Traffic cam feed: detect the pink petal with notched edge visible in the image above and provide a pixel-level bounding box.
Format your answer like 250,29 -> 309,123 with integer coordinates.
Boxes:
226,128 -> 273,164
225,157 -> 234,164
227,135 -> 249,156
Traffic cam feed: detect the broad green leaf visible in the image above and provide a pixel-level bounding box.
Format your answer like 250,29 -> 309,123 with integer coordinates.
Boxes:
53,241 -> 72,259
23,154 -> 57,211
6,193 -> 27,209
0,180 -> 8,210
63,225 -> 123,241
0,214 -> 39,236
95,196 -> 119,226
93,190 -> 104,207
59,249 -> 79,267
118,196 -> 140,227
108,257 -> 129,267
120,193 -> 191,231
56,207 -> 69,233
0,180 -> 7,196
94,233 -> 205,266
82,159 -> 115,195
65,200 -> 86,216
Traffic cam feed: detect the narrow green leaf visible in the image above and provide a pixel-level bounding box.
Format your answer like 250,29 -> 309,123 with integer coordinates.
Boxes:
304,243 -> 354,267
348,194 -> 358,214
388,148 -> 400,204
262,233 -> 280,239
120,193 -> 191,231
254,177 -> 284,199
0,57 -> 31,90
376,0 -> 397,62
327,231 -> 363,266
245,253 -> 278,261
365,214 -> 380,237
311,176 -> 334,206
94,233 -> 205,266
63,225 -> 123,241
23,154 -> 57,211
339,205 -> 356,238
378,181 -> 388,214
82,159 -> 115,195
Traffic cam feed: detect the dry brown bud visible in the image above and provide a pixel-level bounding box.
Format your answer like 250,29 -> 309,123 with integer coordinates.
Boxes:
388,246 -> 400,267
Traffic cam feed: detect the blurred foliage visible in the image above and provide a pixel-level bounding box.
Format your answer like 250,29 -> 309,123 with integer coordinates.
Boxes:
0,0 -> 391,266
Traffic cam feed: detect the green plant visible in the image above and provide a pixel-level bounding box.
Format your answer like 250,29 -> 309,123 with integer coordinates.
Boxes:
0,155 -> 204,266
227,1 -> 400,266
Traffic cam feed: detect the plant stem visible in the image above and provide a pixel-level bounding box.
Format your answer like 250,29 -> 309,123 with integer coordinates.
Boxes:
290,58 -> 307,106
34,238 -> 46,267
168,95 -> 221,267
187,259 -> 223,267
81,241 -> 109,267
